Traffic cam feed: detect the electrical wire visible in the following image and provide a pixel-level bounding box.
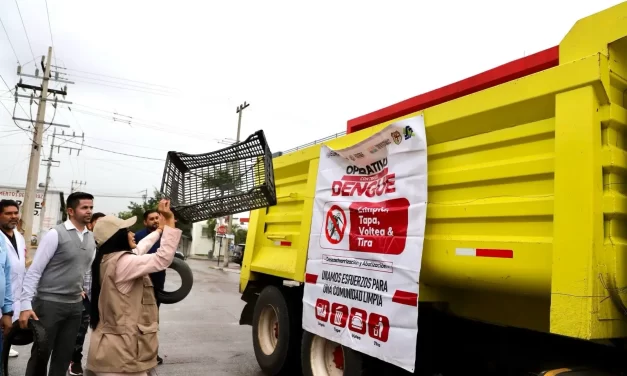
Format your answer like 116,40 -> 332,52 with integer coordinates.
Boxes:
58,67 -> 177,91
67,107 -> 214,140
0,73 -> 32,122
66,107 -> 83,132
0,15 -> 21,64
0,98 -> 13,118
68,104 -> 215,138
43,0 -> 55,63
0,129 -> 26,133
88,158 -> 161,176
71,78 -> 179,98
54,134 -> 165,161
18,55 -> 40,69
13,0 -> 36,62
67,74 -> 178,94
43,101 -> 57,133
81,135 -> 170,152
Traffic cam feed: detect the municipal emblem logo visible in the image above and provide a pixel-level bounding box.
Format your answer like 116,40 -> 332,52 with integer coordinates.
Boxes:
403,125 -> 415,140
391,130 -> 402,145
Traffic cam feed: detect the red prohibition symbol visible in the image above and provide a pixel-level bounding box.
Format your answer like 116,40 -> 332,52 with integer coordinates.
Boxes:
325,204 -> 347,244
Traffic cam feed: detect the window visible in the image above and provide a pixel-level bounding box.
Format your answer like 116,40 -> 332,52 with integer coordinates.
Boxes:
201,226 -> 209,238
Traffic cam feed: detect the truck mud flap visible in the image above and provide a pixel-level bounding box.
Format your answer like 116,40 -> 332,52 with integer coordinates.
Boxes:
240,285 -> 260,326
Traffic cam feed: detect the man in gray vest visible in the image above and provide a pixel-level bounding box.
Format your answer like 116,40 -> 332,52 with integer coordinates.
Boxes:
19,192 -> 95,376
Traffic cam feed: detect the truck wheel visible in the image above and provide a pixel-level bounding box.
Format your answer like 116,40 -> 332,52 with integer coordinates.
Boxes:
301,330 -> 366,376
252,285 -> 300,375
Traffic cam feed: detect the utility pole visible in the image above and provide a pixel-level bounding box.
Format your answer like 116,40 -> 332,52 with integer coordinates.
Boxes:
39,129 -> 83,239
141,189 -> 148,206
224,101 -> 250,268
14,48 -> 73,251
71,180 -> 86,193
39,129 -> 57,239
21,47 -> 53,251
235,101 -> 249,145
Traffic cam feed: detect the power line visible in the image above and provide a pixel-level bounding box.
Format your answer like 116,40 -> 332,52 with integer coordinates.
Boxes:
0,129 -> 26,133
88,158 -> 161,176
65,107 -> 84,132
57,67 -> 178,91
13,0 -> 36,62
67,73 -> 178,94
81,157 -> 161,163
67,107 -> 214,140
0,99 -> 32,139
0,15 -> 21,64
55,134 -> 165,161
82,135 -> 171,152
44,0 -> 55,54
71,77 -> 179,97
0,73 -> 31,121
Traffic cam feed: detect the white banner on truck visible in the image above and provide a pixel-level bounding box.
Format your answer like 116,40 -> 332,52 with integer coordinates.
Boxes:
302,115 -> 427,372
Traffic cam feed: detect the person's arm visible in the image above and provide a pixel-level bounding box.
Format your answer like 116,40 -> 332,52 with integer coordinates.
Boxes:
115,226 -> 181,287
3,250 -> 13,314
135,229 -> 162,256
2,249 -> 13,334
20,229 -> 59,311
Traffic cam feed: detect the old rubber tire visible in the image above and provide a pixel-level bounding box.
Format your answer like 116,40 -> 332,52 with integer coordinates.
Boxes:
3,319 -> 49,376
252,285 -> 301,375
301,330 -> 366,376
156,257 -> 194,304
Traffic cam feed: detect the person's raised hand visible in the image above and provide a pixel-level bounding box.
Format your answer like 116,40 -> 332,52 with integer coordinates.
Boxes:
158,199 -> 175,229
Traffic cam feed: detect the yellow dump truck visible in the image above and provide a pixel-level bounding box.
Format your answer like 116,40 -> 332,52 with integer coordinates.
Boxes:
238,3 -> 627,375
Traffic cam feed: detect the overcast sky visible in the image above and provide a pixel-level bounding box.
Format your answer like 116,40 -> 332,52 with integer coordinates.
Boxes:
0,0 -> 622,216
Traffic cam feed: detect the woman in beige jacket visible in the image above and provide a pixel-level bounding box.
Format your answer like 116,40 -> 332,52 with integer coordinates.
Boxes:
86,200 -> 181,376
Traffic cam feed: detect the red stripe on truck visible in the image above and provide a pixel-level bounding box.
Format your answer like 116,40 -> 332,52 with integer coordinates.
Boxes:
476,249 -> 513,258
347,46 -> 560,134
392,290 -> 418,307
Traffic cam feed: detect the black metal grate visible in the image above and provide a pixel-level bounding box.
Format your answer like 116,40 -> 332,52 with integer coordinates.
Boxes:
160,130 -> 277,223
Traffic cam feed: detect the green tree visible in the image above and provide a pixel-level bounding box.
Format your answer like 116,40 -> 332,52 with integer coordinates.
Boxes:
206,218 -> 217,245
119,188 -> 192,238
234,228 -> 248,245
203,168 -> 241,196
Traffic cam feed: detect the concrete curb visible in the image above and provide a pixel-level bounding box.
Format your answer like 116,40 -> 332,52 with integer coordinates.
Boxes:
208,265 -> 241,274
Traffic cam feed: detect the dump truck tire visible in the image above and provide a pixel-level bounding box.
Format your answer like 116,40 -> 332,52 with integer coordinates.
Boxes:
301,330 -> 365,376
3,319 -> 49,376
252,285 -> 301,375
156,257 -> 194,304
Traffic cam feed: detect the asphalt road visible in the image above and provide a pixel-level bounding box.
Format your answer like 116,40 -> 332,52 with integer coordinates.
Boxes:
6,259 -> 264,376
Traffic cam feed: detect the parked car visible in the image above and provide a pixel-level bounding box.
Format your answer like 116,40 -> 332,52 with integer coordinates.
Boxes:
231,243 -> 245,265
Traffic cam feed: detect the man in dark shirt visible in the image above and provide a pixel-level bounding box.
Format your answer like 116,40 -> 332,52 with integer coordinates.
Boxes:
134,209 -> 164,364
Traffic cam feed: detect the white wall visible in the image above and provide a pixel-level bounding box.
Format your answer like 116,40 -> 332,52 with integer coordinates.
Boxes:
191,222 -> 212,256
190,218 -> 232,258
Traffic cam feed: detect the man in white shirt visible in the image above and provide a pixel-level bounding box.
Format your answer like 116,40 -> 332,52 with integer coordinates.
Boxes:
19,192 -> 96,376
0,200 -> 26,358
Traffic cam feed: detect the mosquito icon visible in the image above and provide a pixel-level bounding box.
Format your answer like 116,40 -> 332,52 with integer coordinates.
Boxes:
328,212 -> 344,240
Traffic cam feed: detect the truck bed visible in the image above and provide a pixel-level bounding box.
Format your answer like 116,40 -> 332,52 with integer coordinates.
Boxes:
240,2 -> 627,341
